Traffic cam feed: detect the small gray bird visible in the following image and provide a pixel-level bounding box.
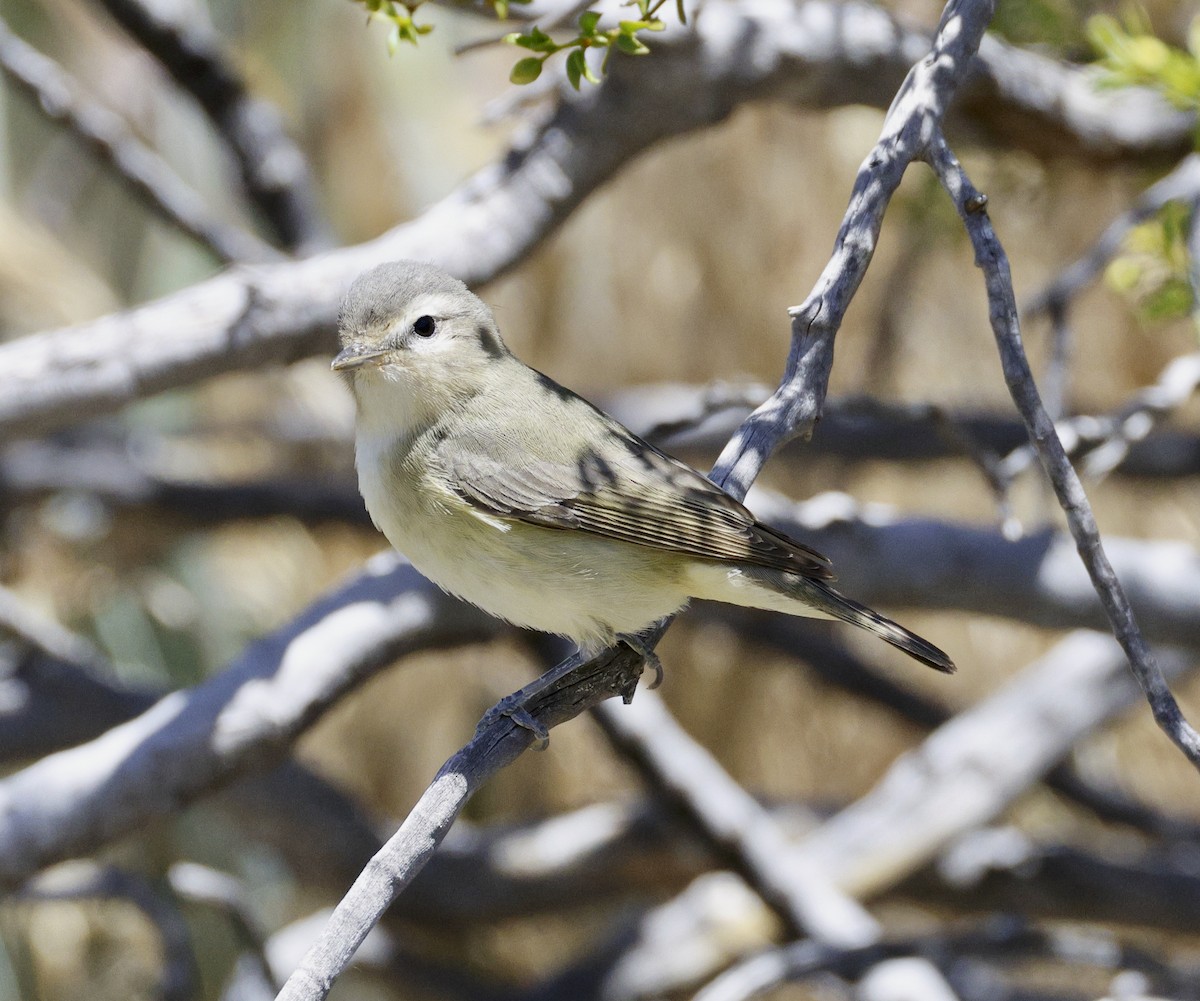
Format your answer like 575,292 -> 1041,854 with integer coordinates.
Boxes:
334,261 -> 954,677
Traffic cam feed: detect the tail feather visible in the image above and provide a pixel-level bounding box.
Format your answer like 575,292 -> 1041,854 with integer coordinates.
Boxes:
804,580 -> 956,674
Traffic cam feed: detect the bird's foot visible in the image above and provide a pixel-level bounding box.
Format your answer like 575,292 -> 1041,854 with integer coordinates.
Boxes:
479,693 -> 551,749
619,634 -> 664,695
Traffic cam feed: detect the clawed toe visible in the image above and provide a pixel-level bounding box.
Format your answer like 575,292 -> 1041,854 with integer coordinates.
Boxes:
620,635 -> 664,690
480,696 -> 551,749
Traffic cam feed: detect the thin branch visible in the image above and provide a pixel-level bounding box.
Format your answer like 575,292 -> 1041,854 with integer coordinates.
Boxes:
710,0 -> 996,494
94,0 -> 328,254
273,644 -> 647,1001
1025,153 -> 1200,317
0,16 -> 276,264
928,134 -> 1200,768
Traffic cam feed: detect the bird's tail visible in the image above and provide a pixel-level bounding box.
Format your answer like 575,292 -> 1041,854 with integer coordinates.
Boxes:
799,578 -> 956,674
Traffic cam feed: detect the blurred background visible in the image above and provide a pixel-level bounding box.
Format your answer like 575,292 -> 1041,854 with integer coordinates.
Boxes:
1,0 -> 1199,998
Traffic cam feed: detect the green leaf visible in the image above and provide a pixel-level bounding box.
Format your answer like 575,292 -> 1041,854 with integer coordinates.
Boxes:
615,32 -> 649,54
494,0 -> 509,19
528,25 -> 555,50
510,56 -> 543,84
566,48 -> 584,89
579,10 -> 601,35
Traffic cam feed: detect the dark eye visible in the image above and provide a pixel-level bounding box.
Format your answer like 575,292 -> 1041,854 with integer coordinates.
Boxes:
412,315 -> 436,337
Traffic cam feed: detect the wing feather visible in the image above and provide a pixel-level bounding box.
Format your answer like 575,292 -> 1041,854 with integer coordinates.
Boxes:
439,428 -> 834,580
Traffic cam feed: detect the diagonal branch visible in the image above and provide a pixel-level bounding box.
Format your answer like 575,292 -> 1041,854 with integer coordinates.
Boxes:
710,0 -> 996,494
0,15 -> 276,264
93,0 -> 328,253
927,133 -> 1200,767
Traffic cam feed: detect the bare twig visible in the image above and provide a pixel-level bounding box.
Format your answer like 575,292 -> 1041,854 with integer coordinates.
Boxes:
928,134 -> 1200,768
94,0 -> 327,254
1025,153 -> 1200,317
0,16 -> 275,264
710,0 -> 994,495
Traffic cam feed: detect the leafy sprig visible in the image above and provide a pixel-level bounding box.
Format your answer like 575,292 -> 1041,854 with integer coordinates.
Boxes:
506,0 -> 679,89
1088,11 -> 1200,327
357,0 -> 433,52
1088,12 -> 1200,117
353,0 -> 686,89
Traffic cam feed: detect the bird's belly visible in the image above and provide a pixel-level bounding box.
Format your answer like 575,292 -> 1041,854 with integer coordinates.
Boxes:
356,442 -> 686,646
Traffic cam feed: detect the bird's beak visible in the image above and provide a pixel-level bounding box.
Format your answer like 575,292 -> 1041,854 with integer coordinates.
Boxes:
331,346 -> 390,372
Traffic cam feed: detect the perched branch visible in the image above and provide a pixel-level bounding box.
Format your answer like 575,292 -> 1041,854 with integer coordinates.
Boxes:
928,135 -> 1200,767
0,16 -> 275,264
1,0 -> 1193,441
274,644 -> 647,1001
94,0 -> 327,253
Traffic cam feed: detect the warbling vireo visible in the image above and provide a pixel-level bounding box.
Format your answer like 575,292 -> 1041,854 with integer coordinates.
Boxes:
334,261 -> 954,678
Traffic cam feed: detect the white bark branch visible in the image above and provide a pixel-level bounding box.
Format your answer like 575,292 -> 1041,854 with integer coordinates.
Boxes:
799,631 -> 1194,897
0,555 -> 498,887
0,0 -> 1190,441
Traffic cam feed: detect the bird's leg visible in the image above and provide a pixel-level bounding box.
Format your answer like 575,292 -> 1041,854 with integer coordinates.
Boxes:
476,649 -> 588,749
618,633 -> 664,692
478,630 -> 664,746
